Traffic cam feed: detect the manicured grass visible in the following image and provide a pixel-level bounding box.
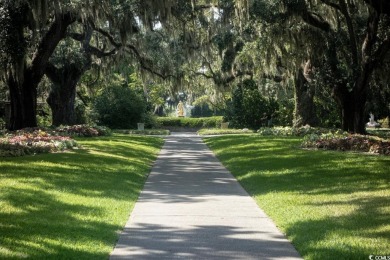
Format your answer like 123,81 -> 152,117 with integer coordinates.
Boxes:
204,135 -> 390,260
0,134 -> 163,259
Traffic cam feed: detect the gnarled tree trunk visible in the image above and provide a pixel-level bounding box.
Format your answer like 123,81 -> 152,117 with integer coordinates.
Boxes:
8,74 -> 37,130
6,11 -> 75,130
46,63 -> 85,126
293,68 -> 318,127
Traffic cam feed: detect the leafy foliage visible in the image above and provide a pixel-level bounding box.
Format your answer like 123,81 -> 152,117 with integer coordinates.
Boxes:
225,79 -> 277,129
191,103 -> 214,117
93,77 -> 147,129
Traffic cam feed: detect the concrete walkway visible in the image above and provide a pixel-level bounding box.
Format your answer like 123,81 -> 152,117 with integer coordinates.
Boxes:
110,133 -> 302,259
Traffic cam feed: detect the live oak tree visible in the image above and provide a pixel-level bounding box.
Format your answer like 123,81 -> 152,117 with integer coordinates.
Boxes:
0,0 -> 164,130
1,0 -> 389,132
0,0 -> 130,130
45,23 -> 120,126
0,1 -> 76,130
263,0 -> 390,133
197,0 -> 390,132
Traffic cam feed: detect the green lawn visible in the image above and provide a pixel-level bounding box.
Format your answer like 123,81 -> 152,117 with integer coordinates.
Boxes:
0,134 -> 163,259
204,135 -> 390,260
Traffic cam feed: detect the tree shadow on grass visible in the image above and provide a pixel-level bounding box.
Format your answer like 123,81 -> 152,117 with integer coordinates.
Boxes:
0,187 -> 119,259
1,135 -> 163,200
205,135 -> 390,259
0,135 -> 164,258
285,194 -> 390,260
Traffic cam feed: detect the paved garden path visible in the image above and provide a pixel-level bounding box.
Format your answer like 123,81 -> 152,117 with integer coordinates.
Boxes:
110,132 -> 302,259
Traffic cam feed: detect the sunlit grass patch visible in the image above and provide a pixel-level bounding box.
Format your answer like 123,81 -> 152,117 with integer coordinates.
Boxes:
204,135 -> 390,260
0,134 -> 163,259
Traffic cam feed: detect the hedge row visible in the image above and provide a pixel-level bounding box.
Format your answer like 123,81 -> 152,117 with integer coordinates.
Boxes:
156,116 -> 223,128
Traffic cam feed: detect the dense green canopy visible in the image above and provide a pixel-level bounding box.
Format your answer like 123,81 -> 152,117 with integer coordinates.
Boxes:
0,0 -> 389,132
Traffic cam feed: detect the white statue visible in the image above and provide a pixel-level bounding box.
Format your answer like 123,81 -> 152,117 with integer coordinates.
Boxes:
367,113 -> 380,128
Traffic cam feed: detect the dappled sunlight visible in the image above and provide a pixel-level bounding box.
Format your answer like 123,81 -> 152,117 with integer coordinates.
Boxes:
113,223 -> 300,259
0,134 -> 164,259
205,135 -> 390,259
85,149 -> 145,163
110,133 -> 301,259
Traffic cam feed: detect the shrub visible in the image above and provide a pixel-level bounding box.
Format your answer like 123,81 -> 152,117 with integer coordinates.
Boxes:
202,117 -> 223,128
273,99 -> 294,127
36,103 -> 52,128
0,117 -> 6,130
93,85 -> 146,129
225,79 -> 277,129
378,117 -> 389,128
143,113 -> 159,129
191,103 -> 214,117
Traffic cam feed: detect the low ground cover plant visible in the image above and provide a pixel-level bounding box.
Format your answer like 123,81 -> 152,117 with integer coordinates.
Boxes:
204,135 -> 390,260
367,128 -> 390,139
197,128 -> 254,135
257,125 -> 344,137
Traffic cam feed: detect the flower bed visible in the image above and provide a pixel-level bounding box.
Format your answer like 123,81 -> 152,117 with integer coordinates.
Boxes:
0,129 -> 78,157
302,133 -> 390,155
55,125 -> 111,137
